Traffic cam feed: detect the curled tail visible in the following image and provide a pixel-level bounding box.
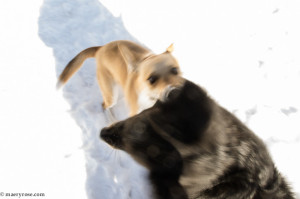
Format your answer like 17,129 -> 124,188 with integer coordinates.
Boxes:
56,46 -> 100,89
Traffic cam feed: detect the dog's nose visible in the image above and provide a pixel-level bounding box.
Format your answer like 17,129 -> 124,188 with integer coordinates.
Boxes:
100,127 -> 110,140
100,124 -> 124,149
100,127 -> 122,149
100,127 -> 114,144
162,86 -> 181,101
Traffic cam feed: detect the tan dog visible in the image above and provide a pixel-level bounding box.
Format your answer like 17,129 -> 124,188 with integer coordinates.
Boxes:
57,40 -> 183,116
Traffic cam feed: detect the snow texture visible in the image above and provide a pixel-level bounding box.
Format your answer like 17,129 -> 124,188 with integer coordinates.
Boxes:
39,0 -> 153,199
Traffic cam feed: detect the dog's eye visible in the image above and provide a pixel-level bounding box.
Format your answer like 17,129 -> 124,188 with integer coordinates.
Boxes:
147,75 -> 158,85
170,67 -> 178,75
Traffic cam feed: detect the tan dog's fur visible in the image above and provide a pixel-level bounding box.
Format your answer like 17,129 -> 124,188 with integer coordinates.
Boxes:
57,40 -> 182,116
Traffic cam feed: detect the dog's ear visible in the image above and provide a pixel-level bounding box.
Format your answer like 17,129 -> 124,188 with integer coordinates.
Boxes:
165,43 -> 174,53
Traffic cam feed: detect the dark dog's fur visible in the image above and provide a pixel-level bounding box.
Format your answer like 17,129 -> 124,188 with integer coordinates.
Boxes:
100,79 -> 295,199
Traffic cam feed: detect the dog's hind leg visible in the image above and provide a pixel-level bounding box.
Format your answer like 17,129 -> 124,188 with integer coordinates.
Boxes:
96,63 -> 119,122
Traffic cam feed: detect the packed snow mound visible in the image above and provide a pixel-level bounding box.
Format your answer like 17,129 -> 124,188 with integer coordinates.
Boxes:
39,0 -> 153,198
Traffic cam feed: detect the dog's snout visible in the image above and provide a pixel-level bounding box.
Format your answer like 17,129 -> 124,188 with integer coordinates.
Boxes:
160,85 -> 181,102
100,126 -> 123,149
100,127 -> 111,142
166,87 -> 181,100
100,127 -> 109,138
100,127 -> 115,141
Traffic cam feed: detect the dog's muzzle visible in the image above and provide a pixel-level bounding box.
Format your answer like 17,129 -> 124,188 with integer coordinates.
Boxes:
160,85 -> 181,102
100,127 -> 123,149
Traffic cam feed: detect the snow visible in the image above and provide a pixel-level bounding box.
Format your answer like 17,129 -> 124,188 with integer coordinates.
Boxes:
0,1 -> 86,198
0,0 -> 299,198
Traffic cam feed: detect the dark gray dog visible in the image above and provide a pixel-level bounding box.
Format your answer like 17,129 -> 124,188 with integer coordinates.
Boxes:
100,79 -> 295,199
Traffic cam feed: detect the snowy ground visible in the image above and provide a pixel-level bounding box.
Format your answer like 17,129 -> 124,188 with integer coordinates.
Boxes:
0,1 -> 86,198
1,0 -> 299,198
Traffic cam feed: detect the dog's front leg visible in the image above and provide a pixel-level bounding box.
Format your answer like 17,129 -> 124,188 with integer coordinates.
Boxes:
124,73 -> 139,116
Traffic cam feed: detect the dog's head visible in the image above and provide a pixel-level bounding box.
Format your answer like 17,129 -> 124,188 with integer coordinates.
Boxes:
137,44 -> 184,102
100,80 -> 213,171
119,43 -> 184,103
100,80 -> 214,198
100,111 -> 183,173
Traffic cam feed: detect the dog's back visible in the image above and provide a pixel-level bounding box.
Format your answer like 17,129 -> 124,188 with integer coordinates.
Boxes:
162,81 -> 295,199
192,106 -> 295,199
163,81 -> 295,199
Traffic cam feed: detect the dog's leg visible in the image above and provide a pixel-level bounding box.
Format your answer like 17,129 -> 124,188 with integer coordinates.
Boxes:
96,64 -> 116,110
96,65 -> 119,122
128,98 -> 138,116
124,73 -> 139,116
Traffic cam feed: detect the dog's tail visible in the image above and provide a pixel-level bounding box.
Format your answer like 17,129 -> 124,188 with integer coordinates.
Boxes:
56,46 -> 100,89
